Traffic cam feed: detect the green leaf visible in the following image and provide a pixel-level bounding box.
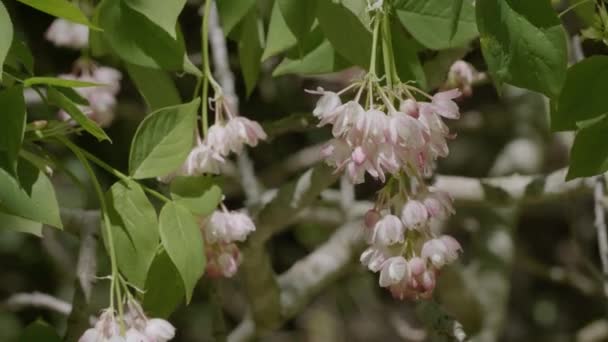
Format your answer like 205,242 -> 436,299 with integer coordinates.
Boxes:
129,98 -> 200,179
170,176 -> 222,217
217,0 -> 256,35
273,39 -> 350,76
47,87 -> 111,142
552,56 -> 608,131
23,77 -> 102,88
0,86 -> 26,176
0,1 -> 13,80
19,321 -> 61,342
143,250 -> 185,318
278,0 -> 317,42
123,0 -> 186,39
476,0 -> 567,98
262,0 -> 297,61
126,63 -> 182,111
316,0 -> 372,67
0,160 -> 62,229
0,211 -> 42,236
158,202 -> 205,303
15,0 -> 99,29
5,39 -> 34,75
396,0 -> 478,50
98,0 -> 186,70
449,0 -> 464,41
567,114 -> 608,179
106,180 -> 159,288
391,21 -> 427,89
239,10 -> 263,96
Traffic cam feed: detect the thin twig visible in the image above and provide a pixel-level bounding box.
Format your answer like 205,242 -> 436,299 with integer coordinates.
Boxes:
594,178 -> 608,296
3,292 -> 72,315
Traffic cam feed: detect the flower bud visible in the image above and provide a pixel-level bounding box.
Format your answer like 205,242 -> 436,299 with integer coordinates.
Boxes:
370,215 -> 405,246
399,99 -> 419,118
401,200 -> 429,230
379,256 -> 408,287
364,209 -> 381,229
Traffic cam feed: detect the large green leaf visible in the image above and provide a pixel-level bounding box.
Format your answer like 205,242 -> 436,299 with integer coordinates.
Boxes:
106,180 -> 159,288
567,114 -> 608,179
278,0 -> 317,42
158,202 -> 205,303
123,0 -> 186,39
23,77 -> 101,88
273,39 -> 350,76
217,0 -> 256,35
47,87 -> 111,142
98,0 -> 186,70
19,321 -> 61,342
0,86 -> 26,176
0,160 -> 62,229
0,211 -> 42,236
170,176 -> 222,217
239,10 -> 263,96
396,0 -> 477,50
316,0 -> 372,67
129,98 -> 200,179
476,0 -> 567,98
262,0 -> 297,61
143,250 -> 185,318
126,64 -> 182,111
5,39 -> 34,76
552,56 -> 608,131
15,0 -> 99,29
0,1 -> 13,81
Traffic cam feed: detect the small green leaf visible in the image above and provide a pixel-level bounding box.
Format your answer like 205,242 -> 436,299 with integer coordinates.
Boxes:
5,39 -> 34,75
316,0 -> 372,67
0,86 -> 26,176
15,0 -> 99,29
129,98 -> 200,179
278,0 -> 317,42
239,10 -> 263,96
143,250 -> 185,318
170,176 -> 222,217
0,1 -> 13,80
262,0 -> 297,61
47,87 -> 111,142
567,114 -> 608,179
19,321 -> 61,342
23,77 -> 102,88
476,0 -> 567,98
98,0 -> 187,70
126,63 -> 182,111
0,210 -> 42,236
396,0 -> 478,50
106,180 -> 159,288
552,56 -> 608,131
0,160 -> 62,229
123,0 -> 186,39
217,0 -> 256,35
158,202 -> 205,303
273,39 -> 349,76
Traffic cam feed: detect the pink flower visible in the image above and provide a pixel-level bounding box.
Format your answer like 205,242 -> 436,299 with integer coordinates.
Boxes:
379,256 -> 409,287
205,210 -> 256,243
79,310 -> 123,342
369,214 -> 405,245
364,209 -> 381,229
422,189 -> 454,220
399,99 -> 419,118
401,200 -> 429,229
125,328 -> 151,342
331,101 -> 364,138
447,60 -> 477,96
144,319 -> 176,342
429,89 -> 461,120
205,243 -> 242,278
311,88 -> 342,120
225,116 -> 267,152
386,111 -> 426,150
360,246 -> 388,272
421,235 -> 462,269
46,19 -> 89,49
352,109 -> 388,144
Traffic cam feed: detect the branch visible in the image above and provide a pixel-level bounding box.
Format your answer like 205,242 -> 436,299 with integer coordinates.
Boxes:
3,292 -> 72,315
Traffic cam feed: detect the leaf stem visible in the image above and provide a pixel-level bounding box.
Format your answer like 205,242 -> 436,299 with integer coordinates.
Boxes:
369,12 -> 382,76
380,11 -> 394,90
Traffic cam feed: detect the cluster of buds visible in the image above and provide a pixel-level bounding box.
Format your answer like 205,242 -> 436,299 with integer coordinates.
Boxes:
79,300 -> 175,342
161,97 -> 267,182
45,19 -> 88,49
309,80 -> 461,184
361,187 -> 461,300
58,64 -> 123,127
200,206 -> 256,278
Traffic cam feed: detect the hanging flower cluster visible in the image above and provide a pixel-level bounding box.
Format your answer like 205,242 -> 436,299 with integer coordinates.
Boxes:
310,84 -> 461,184
79,300 -> 175,342
161,97 -> 267,182
58,65 -> 123,127
361,186 -> 462,300
201,207 -> 256,278
45,19 -> 89,49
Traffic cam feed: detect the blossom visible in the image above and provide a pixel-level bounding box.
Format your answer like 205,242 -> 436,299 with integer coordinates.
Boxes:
360,246 -> 389,272
79,310 -> 123,342
205,243 -> 242,278
369,214 -> 405,245
145,319 -> 176,341
225,116 -> 267,153
205,210 -> 256,244
45,19 -> 88,49
421,235 -> 462,269
379,256 -> 409,287
446,60 -> 480,96
401,200 -> 429,230
311,88 -> 342,120
422,189 -> 454,220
